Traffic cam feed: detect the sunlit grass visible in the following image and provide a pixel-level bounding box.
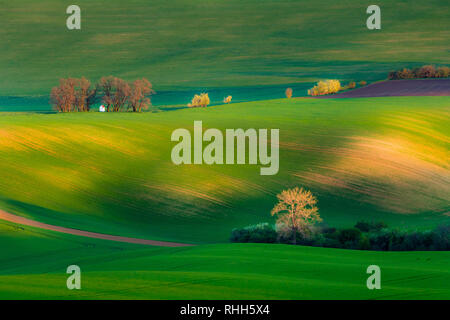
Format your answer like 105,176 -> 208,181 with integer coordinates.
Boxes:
0,97 -> 448,243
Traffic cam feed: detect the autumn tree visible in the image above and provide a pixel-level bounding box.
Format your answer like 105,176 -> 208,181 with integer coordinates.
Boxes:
436,66 -> 450,78
128,78 -> 155,112
285,88 -> 293,98
188,93 -> 210,107
398,68 -> 413,79
417,65 -> 436,78
308,80 -> 341,96
271,187 -> 322,244
223,95 -> 232,104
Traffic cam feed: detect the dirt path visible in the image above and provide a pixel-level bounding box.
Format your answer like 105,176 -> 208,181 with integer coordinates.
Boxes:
0,209 -> 194,247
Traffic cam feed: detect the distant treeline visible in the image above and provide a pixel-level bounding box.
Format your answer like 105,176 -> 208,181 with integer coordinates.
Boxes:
388,65 -> 450,80
50,76 -> 154,112
231,221 -> 450,251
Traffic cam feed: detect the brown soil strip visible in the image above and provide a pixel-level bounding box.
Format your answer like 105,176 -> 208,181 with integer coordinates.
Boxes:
0,209 -> 194,247
319,79 -> 450,98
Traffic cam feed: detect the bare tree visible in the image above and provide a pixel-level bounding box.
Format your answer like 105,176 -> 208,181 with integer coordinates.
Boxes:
98,76 -> 131,112
74,77 -> 97,112
99,76 -> 115,112
111,77 -> 131,112
128,78 -> 155,112
271,187 -> 321,244
50,78 -> 77,112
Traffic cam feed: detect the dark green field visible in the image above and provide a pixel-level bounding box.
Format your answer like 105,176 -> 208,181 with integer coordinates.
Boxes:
1,219 -> 449,299
0,0 -> 448,95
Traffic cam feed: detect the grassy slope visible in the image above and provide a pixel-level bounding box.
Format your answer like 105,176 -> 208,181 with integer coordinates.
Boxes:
0,0 -> 448,95
0,220 -> 448,299
0,97 -> 448,243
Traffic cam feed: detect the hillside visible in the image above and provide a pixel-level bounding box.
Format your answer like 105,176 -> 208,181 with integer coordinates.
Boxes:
0,97 -> 448,243
0,0 -> 449,95
0,220 -> 449,299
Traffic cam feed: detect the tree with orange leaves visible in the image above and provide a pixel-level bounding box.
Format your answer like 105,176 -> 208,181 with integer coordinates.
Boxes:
285,88 -> 293,98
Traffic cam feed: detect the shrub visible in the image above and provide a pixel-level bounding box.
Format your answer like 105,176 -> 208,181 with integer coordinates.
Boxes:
411,67 -> 421,78
388,71 -> 399,80
223,95 -> 232,104
348,81 -> 356,89
388,230 -> 408,251
402,231 -> 433,251
369,229 -> 392,251
436,66 -> 450,78
230,228 -> 250,243
432,224 -> 450,250
400,68 -> 415,79
188,93 -> 210,107
417,65 -> 436,78
230,220 -> 449,251
285,88 -> 293,98
368,229 -> 431,251
230,223 -> 277,243
358,235 -> 371,250
315,234 -> 341,248
388,65 -> 448,80
247,223 -> 277,243
308,80 -> 341,96
337,228 -> 362,248
359,80 -> 367,86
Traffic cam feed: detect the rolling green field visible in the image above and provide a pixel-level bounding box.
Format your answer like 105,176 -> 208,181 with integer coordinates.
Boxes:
0,97 -> 448,244
0,0 -> 449,301
0,0 -> 448,95
0,219 -> 449,299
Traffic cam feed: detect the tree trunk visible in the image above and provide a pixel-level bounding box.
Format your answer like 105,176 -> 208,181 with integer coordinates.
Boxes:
292,227 -> 297,245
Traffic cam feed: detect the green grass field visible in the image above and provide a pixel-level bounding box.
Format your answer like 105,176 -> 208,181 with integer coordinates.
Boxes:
0,0 -> 449,300
0,0 -> 448,95
0,219 -> 448,299
0,97 -> 448,244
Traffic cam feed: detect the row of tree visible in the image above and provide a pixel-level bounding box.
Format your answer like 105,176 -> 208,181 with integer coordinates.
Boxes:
388,65 -> 450,80
230,186 -> 449,251
50,76 -> 155,112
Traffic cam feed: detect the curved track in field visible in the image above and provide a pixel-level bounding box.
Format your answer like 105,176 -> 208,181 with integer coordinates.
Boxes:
0,209 -> 194,247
